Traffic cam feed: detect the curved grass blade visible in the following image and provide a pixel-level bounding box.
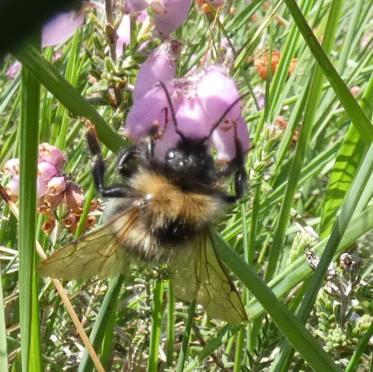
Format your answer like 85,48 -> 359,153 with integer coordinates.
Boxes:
246,205 -> 373,319
13,43 -> 126,153
19,58 -> 42,372
211,231 -> 340,372
320,74 -> 373,236
283,0 -> 373,141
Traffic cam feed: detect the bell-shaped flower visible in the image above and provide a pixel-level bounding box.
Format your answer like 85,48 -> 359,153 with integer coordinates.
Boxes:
46,176 -> 66,196
125,83 -> 172,142
133,40 -> 179,100
150,0 -> 192,36
42,10 -> 85,47
125,64 -> 249,163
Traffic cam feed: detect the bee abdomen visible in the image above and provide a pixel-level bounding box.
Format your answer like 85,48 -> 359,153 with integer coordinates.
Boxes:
152,219 -> 198,245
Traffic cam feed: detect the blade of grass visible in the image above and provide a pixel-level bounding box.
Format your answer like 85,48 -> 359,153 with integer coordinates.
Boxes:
0,187 -> 105,372
246,205 -> 373,319
166,282 -> 175,368
78,275 -> 125,372
283,0 -> 373,141
211,231 -> 340,372
148,279 -> 164,372
345,322 -> 373,372
176,301 -> 196,372
320,73 -> 373,236
13,43 -> 126,153
0,264 -> 8,372
274,141 -> 373,369
19,55 -> 42,372
265,0 -> 344,281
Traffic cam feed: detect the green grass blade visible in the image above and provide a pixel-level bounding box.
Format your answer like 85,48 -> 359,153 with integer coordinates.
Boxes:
19,62 -> 42,372
275,141 -> 373,369
283,0 -> 373,141
147,279 -> 164,372
320,73 -> 373,236
246,205 -> 373,320
0,265 -> 8,372
13,43 -> 126,153
78,275 -> 124,372
211,231 -> 340,372
176,301 -> 196,372
265,0 -> 344,281
345,322 -> 373,372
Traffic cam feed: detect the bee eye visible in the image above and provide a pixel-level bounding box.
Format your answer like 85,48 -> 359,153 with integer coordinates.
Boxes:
166,151 -> 175,160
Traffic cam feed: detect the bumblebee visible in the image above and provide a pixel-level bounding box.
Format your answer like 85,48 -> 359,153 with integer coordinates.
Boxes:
40,84 -> 248,324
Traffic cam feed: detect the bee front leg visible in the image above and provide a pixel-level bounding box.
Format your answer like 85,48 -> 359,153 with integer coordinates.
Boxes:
86,127 -> 128,198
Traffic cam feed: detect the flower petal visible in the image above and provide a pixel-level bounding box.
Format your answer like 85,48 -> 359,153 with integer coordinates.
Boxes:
133,41 -> 179,100
42,10 -> 85,47
151,0 -> 191,36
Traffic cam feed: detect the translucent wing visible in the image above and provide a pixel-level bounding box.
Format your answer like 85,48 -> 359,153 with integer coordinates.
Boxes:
169,231 -> 247,324
39,209 -> 139,280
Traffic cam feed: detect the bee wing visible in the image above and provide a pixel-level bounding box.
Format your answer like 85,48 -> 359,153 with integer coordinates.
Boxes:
169,231 -> 247,324
39,210 -> 138,280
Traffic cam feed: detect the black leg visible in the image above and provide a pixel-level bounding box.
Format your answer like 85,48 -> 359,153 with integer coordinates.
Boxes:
117,146 -> 137,177
86,127 -> 128,198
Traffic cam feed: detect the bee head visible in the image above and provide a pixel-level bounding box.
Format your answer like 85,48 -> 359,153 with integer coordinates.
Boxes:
164,140 -> 213,178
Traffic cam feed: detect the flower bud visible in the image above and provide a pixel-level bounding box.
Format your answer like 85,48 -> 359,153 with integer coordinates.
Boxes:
3,159 -> 20,176
46,176 -> 66,196
38,143 -> 65,170
37,161 -> 58,181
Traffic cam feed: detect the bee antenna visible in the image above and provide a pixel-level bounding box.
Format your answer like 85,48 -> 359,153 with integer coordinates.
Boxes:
206,91 -> 250,139
158,81 -> 187,141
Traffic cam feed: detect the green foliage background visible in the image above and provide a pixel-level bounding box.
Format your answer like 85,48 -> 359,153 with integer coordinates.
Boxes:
0,0 -> 372,371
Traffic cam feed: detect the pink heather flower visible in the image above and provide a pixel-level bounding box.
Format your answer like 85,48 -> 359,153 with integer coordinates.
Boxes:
37,178 -> 48,198
3,159 -> 20,176
116,11 -> 148,58
150,0 -> 191,36
125,83 -> 171,141
126,0 -> 148,12
64,182 -> 84,214
125,64 -> 249,161
38,143 -> 65,170
7,176 -> 20,198
133,40 -> 180,100
42,10 -> 85,47
37,161 -> 58,181
6,61 -> 21,80
46,176 -> 66,196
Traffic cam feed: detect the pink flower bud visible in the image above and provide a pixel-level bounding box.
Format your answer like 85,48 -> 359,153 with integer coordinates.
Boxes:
42,10 -> 85,47
6,176 -> 19,198
6,61 -> 21,80
46,176 -> 66,196
38,143 -> 65,170
151,0 -> 191,36
37,161 -> 58,181
3,159 -> 20,176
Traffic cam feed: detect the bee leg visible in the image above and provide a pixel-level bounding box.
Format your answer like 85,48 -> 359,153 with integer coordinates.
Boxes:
86,127 -> 129,198
117,147 -> 137,177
